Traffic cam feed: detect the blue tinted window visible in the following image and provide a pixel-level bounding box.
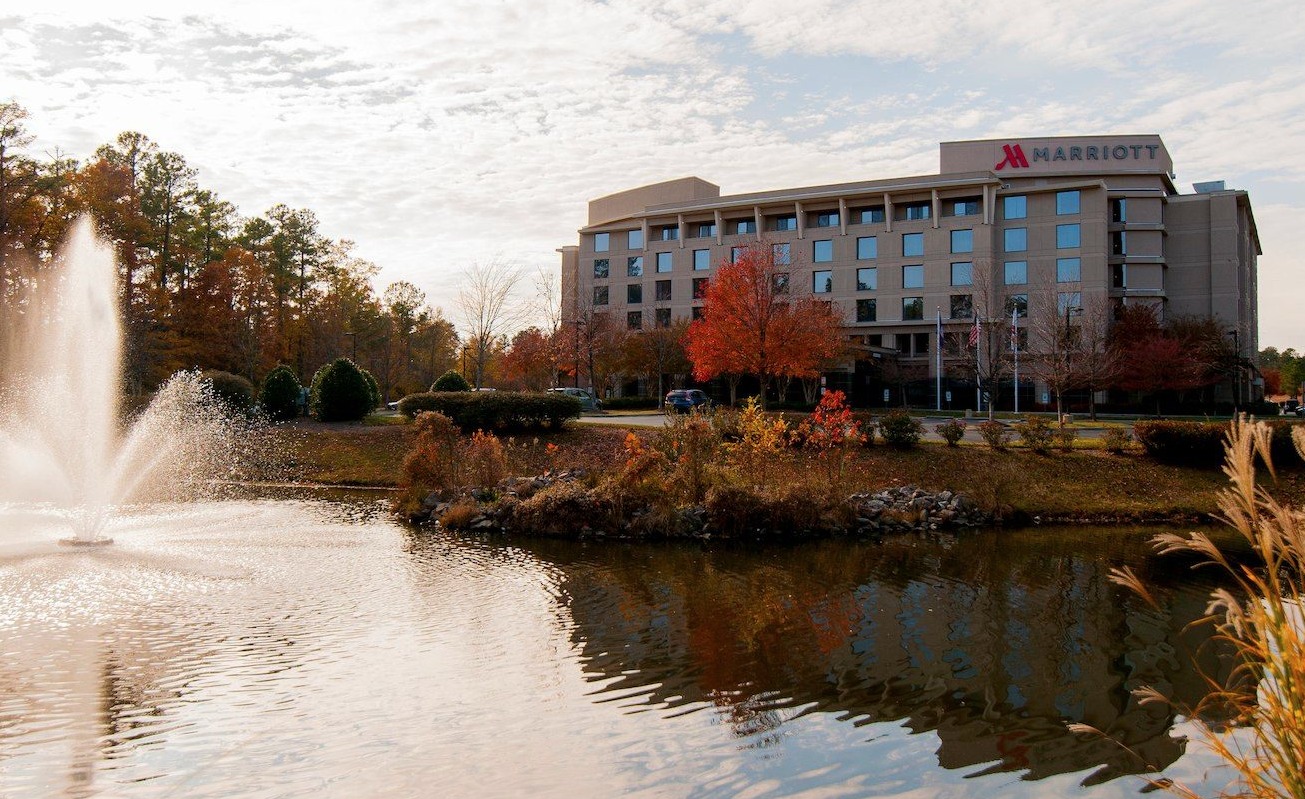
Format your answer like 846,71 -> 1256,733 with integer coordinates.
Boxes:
951,229 -> 973,254
1056,223 -> 1081,249
813,239 -> 833,262
1004,228 -> 1027,252
902,233 -> 924,257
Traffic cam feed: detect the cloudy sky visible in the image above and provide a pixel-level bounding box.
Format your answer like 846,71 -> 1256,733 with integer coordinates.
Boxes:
3,1 -> 1303,347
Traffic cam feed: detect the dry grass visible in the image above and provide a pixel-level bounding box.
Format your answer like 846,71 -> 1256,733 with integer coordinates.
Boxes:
1097,420 -> 1305,797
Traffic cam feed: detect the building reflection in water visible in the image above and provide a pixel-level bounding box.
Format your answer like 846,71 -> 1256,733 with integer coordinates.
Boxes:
524,528 -> 1238,787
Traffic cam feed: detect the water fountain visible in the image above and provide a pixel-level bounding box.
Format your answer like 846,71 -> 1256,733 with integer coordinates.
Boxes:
0,217 -> 239,545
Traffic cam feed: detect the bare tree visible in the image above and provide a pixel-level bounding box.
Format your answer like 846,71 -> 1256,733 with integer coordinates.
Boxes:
533,265 -> 564,387
953,258 -> 1011,419
1026,275 -> 1080,422
1073,296 -> 1119,420
455,260 -> 524,388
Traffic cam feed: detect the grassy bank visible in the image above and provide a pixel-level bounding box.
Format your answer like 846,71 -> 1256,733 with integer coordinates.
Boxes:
271,416 -> 1305,521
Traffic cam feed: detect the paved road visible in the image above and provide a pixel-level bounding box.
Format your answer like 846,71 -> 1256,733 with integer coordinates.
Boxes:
580,411 -> 1113,441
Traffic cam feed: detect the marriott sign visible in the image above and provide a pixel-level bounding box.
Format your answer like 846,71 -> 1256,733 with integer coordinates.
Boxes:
938,136 -> 1173,177
994,142 -> 1163,170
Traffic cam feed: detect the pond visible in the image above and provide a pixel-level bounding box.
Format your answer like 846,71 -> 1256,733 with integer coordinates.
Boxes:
0,497 -> 1242,798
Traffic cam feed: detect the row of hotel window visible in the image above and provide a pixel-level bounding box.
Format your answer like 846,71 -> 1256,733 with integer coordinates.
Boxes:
613,292 -> 1083,331
591,191 -> 1118,251
594,257 -> 1084,305
591,224 -> 1118,280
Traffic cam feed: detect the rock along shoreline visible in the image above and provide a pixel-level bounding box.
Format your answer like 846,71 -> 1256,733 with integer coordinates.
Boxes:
406,469 -> 996,540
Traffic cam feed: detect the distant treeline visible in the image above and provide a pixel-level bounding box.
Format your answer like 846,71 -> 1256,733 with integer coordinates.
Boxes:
0,101 -> 458,400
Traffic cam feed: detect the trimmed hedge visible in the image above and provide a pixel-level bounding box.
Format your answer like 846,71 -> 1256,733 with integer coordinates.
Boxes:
202,370 -> 256,412
311,358 -> 374,422
603,396 -> 657,410
397,391 -> 581,432
432,370 -> 472,392
1134,419 -> 1304,468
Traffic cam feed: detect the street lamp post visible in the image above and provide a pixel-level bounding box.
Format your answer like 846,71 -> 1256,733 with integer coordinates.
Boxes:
343,331 -> 358,362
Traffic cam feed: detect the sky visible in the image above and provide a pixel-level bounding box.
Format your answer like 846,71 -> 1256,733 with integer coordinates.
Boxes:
2,1 -> 1303,348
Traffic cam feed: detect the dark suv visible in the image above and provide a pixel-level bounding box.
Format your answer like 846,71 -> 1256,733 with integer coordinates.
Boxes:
665,389 -> 711,413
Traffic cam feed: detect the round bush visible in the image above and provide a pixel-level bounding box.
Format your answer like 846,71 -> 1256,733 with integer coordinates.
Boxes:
878,410 -> 924,448
201,370 -> 255,412
361,368 -> 381,409
310,358 -> 374,422
432,370 -> 471,392
259,365 -> 302,421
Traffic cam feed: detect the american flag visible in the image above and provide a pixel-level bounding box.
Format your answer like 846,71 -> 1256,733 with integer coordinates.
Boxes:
968,316 -> 981,347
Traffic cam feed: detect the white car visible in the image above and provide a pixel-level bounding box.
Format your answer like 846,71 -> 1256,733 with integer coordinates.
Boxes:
549,387 -> 602,411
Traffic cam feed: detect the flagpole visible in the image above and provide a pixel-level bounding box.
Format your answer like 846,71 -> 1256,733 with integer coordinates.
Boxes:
975,315 -> 982,414
935,307 -> 942,412
1013,305 -> 1020,415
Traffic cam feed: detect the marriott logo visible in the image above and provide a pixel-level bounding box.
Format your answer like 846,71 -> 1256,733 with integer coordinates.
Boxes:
994,141 -> 1162,170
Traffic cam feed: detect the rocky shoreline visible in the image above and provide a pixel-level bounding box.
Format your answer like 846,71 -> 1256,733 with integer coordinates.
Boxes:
407,470 -> 995,539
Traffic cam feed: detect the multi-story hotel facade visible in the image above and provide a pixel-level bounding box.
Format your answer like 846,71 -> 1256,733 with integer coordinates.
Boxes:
559,135 -> 1261,408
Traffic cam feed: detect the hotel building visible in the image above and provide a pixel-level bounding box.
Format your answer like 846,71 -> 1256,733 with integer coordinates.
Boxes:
559,135 -> 1260,408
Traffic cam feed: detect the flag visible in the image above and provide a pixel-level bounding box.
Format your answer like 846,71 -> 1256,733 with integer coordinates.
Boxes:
968,316 -> 980,347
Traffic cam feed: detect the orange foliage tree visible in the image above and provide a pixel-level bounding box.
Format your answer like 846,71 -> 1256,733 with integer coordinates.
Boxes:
684,241 -> 844,408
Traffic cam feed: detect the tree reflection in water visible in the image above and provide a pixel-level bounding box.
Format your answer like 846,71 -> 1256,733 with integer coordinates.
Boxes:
522,527 -> 1238,787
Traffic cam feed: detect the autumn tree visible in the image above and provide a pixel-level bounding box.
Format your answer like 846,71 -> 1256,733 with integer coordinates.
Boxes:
503,327 -> 557,391
623,318 -> 691,406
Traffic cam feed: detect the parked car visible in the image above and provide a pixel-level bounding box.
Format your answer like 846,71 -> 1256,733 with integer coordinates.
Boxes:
665,389 -> 711,413
549,386 -> 602,412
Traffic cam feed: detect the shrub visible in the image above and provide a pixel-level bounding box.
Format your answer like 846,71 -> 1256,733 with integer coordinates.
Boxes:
1102,427 -> 1133,455
512,481 -> 610,536
1014,416 -> 1054,454
396,391 -> 582,432
603,396 -> 658,410
935,418 -> 967,447
432,370 -> 472,392
976,420 -> 1011,451
797,390 -> 865,495
653,413 -> 722,504
704,483 -> 829,538
1053,425 -> 1078,453
438,500 -> 480,530
878,410 -> 923,449
310,358 -> 374,422
723,398 -> 790,488
1132,420 -> 1227,466
402,411 -> 464,495
1265,420 -> 1304,467
201,370 -> 255,412
259,365 -> 302,421
361,368 -> 381,409
465,430 -> 508,488
852,412 -> 877,447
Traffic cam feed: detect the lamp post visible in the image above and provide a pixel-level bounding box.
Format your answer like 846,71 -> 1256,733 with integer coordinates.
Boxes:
343,330 -> 358,362
1061,304 -> 1083,422
1227,328 -> 1241,409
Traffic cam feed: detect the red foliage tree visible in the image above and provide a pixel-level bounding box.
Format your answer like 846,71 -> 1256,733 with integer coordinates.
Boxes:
684,242 -> 843,408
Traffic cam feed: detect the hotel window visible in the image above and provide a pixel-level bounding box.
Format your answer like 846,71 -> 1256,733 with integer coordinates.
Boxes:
691,306 -> 704,321
628,230 -> 644,249
1057,257 -> 1081,283
696,222 -> 717,238
813,239 -> 833,263
951,198 -> 980,216
950,262 -> 973,286
734,219 -> 756,235
1004,227 -> 1027,252
654,308 -> 672,328
693,249 -> 711,270
1004,260 -> 1027,285
859,207 -> 886,224
950,294 -> 973,319
814,212 -> 839,228
913,332 -> 930,355
593,285 -> 609,306
813,270 -> 833,294
1056,223 -> 1080,249
594,232 -> 610,252
593,259 -> 609,279
731,246 -> 745,263
902,297 -> 924,321
627,284 -> 642,304
951,229 -> 973,254
902,232 -> 924,257
1111,231 -> 1126,256
692,277 -> 708,299
856,267 -> 877,291
655,279 -> 672,301
772,273 -> 790,294
1056,190 -> 1081,215
656,252 -> 672,273
1003,195 -> 1027,220
857,236 -> 877,259
868,334 -> 883,347
1110,198 -> 1127,223
773,214 -> 797,232
659,226 -> 679,241
1058,291 -> 1083,314
627,256 -> 643,277
1005,293 -> 1028,318
627,311 -> 642,330
1112,264 -> 1127,289
856,298 -> 877,323
902,264 -> 924,289
772,242 -> 791,265
895,334 -> 910,353
901,201 -> 931,221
